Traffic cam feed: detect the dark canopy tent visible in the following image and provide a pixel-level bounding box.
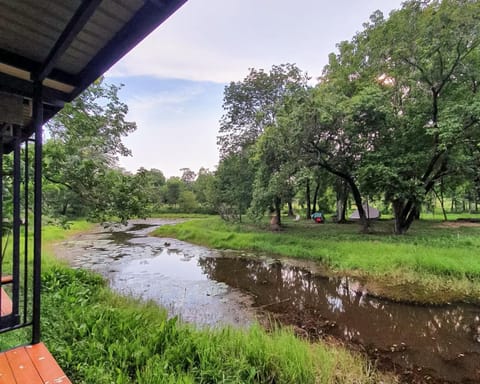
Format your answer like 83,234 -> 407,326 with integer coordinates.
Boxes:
0,1 -> 186,380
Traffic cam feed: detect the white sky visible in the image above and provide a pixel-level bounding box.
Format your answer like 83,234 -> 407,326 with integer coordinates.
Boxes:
106,0 -> 404,178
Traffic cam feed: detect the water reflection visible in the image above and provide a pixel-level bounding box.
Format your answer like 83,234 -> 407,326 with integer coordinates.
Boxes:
199,256 -> 480,383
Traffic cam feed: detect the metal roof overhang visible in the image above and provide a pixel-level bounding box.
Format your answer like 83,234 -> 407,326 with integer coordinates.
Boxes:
0,0 -> 187,151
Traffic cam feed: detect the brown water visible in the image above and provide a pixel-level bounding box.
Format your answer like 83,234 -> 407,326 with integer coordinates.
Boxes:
58,219 -> 480,383
201,256 -> 480,383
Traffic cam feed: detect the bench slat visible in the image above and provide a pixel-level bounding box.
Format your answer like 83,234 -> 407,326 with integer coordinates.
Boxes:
0,353 -> 16,384
26,343 -> 72,384
5,347 -> 43,384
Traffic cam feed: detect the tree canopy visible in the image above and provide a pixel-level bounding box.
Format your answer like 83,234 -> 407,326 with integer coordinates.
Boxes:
213,0 -> 480,233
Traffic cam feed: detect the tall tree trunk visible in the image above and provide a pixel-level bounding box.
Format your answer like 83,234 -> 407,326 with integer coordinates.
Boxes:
336,178 -> 348,223
275,196 -> 282,227
305,180 -> 311,219
432,188 -> 448,221
287,201 -> 294,217
349,180 -> 368,232
61,201 -> 69,216
393,199 -> 419,234
312,159 -> 367,230
312,182 -> 320,213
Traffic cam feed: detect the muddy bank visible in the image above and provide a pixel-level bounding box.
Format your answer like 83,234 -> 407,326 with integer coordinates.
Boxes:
54,219 -> 480,383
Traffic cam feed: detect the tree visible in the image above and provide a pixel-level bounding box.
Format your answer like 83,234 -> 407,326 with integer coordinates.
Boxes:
135,168 -> 166,211
178,190 -> 198,212
212,152 -> 254,222
289,1 -> 480,233
43,78 -> 137,219
194,167 -> 215,210
218,63 -> 309,157
97,169 -> 148,223
287,80 -> 387,231
249,124 -> 297,226
359,0 -> 480,233
164,177 -> 183,207
180,168 -> 196,189
217,64 -> 309,225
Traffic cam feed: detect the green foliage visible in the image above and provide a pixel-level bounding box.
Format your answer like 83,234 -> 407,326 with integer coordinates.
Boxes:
249,125 -> 298,223
213,1 -> 480,234
194,167 -> 216,210
97,170 -> 148,222
212,152 -> 254,222
180,168 -> 196,187
178,190 -> 198,212
218,64 -> 309,157
356,0 -> 480,232
135,168 -> 167,212
216,64 -> 309,223
43,78 -> 137,220
164,177 -> 184,207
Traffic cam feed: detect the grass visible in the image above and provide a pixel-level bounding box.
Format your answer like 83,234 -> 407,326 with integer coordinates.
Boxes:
152,216 -> 480,304
150,212 -> 213,219
1,222 -> 397,383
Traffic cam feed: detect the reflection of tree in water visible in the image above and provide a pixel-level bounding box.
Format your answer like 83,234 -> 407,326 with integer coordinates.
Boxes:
198,257 -> 480,383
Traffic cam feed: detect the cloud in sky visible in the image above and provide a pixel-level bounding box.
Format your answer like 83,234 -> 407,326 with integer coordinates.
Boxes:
107,0 -> 405,176
109,0 -> 404,83
114,77 -> 224,177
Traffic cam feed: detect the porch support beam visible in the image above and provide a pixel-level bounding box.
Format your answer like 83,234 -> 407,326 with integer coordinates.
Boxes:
31,80 -> 43,345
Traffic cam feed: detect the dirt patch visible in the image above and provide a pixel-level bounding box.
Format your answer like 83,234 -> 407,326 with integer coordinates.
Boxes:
435,221 -> 480,229
50,225 -> 104,263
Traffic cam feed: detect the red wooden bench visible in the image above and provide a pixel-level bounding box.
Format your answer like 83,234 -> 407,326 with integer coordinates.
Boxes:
0,343 -> 72,383
0,276 -> 70,383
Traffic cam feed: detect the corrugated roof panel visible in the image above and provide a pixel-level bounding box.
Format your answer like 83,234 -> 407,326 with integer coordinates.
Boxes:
56,0 -> 146,74
113,0 -> 145,14
0,24 -> 47,64
98,0 -> 143,24
0,0 -> 79,63
22,0 -> 79,23
57,42 -> 98,71
0,11 -> 55,63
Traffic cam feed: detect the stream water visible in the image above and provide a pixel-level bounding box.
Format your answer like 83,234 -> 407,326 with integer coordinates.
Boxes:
57,219 -> 480,383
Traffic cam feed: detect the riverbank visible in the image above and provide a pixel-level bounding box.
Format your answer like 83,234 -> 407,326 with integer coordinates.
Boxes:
28,222 -> 396,383
152,216 -> 480,304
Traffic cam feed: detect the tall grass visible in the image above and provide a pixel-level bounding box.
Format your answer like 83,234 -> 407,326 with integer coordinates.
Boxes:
153,216 -> 480,303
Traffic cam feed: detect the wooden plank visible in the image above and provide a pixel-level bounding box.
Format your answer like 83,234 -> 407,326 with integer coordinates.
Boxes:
0,353 -> 16,384
0,276 -> 13,284
26,343 -> 72,384
4,347 -> 43,384
0,289 -> 12,317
